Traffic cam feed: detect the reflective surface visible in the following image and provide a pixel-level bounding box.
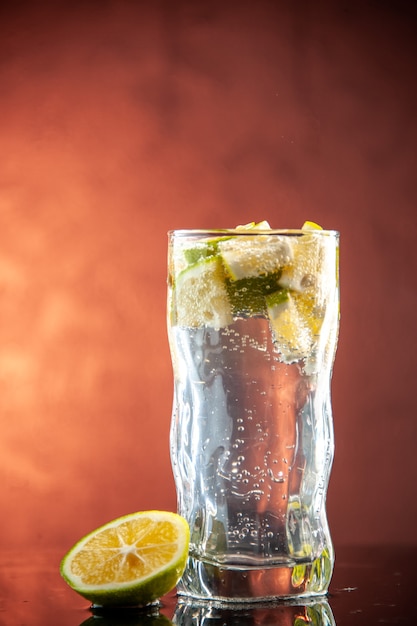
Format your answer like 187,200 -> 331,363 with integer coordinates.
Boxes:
0,546 -> 411,625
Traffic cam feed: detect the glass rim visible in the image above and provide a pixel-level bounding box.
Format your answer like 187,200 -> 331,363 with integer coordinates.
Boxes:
169,228 -> 340,237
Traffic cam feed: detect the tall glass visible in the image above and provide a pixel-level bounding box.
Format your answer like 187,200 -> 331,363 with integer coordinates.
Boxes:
167,226 -> 340,602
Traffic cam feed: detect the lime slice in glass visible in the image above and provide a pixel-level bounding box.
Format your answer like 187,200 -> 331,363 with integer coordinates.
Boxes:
235,220 -> 271,230
225,271 -> 282,317
302,220 -> 323,231
266,289 -> 312,362
174,255 -> 233,328
218,236 -> 293,281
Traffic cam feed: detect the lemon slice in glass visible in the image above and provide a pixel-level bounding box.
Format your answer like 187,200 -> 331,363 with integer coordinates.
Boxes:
60,510 -> 190,607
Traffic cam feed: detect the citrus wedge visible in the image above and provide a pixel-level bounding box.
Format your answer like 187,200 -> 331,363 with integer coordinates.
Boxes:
225,271 -> 282,317
181,221 -> 271,265
60,510 -> 190,607
174,255 -> 233,328
235,220 -> 271,230
302,220 -> 323,231
183,241 -> 219,265
266,290 -> 312,362
278,232 -> 323,293
218,236 -> 293,281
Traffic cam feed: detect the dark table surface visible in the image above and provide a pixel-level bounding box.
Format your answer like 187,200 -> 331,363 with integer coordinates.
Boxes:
0,545 -> 411,625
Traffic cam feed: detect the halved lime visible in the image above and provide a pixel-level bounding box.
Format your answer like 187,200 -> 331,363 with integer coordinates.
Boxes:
60,510 -> 190,607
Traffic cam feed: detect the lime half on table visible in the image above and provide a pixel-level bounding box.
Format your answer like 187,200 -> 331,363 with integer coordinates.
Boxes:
60,510 -> 190,607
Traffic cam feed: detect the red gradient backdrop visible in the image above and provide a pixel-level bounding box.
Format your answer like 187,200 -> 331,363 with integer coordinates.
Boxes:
0,1 -> 416,550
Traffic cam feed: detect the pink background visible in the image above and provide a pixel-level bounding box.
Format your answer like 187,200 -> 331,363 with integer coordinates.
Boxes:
0,1 -> 416,550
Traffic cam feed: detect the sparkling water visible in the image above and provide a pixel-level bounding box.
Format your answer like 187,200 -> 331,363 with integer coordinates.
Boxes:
170,316 -> 334,600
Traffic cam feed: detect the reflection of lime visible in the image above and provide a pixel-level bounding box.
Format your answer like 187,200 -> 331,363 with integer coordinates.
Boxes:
60,511 -> 190,607
174,256 -> 233,328
79,612 -> 173,626
294,605 -> 325,626
206,519 -> 227,553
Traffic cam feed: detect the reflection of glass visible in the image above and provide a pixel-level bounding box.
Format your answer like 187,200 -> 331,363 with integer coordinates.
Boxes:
168,229 -> 340,602
173,598 -> 336,626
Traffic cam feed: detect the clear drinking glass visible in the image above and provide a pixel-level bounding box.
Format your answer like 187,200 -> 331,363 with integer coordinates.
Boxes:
167,226 -> 340,602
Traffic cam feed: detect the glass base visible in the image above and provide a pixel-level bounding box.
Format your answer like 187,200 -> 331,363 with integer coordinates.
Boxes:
177,553 -> 332,603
